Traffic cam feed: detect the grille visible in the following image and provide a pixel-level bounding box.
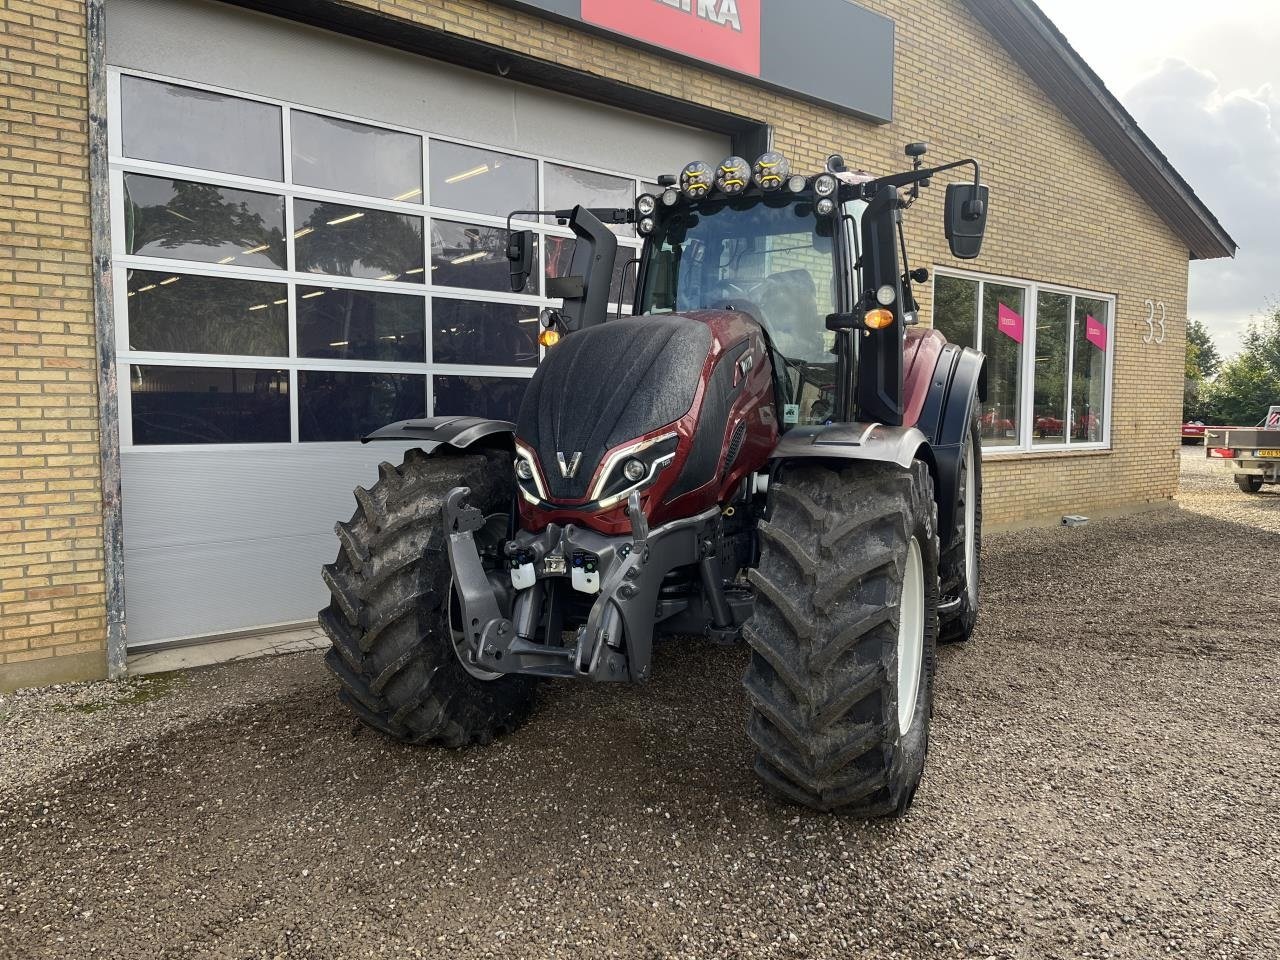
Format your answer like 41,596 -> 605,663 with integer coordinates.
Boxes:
725,419 -> 748,468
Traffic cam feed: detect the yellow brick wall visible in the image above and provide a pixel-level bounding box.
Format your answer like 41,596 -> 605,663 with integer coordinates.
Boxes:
0,0 -> 1194,686
0,0 -> 108,689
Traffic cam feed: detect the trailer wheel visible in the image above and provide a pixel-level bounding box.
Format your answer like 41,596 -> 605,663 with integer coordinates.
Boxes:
1237,475 -> 1264,494
319,448 -> 537,746
940,418 -> 982,643
744,461 -> 939,816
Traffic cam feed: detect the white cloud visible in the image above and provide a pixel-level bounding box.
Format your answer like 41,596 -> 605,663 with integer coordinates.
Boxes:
1122,60 -> 1280,356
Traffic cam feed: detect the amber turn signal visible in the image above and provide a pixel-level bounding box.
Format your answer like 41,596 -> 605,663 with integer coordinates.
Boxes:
863,308 -> 895,330
538,328 -> 561,347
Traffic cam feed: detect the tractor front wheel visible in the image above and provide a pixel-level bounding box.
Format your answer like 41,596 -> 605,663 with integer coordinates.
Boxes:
743,461 -> 940,815
320,448 -> 537,746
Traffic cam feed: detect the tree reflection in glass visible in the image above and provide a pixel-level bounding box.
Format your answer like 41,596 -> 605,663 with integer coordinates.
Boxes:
126,269 -> 288,356
293,200 -> 425,281
124,173 -> 285,269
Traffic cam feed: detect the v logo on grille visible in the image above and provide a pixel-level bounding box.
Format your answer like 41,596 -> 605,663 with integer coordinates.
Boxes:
556,451 -> 583,479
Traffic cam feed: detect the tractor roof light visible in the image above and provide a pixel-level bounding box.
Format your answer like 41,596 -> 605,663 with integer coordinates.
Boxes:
661,187 -> 681,207
863,308 -> 895,330
752,152 -> 790,191
636,193 -> 657,217
813,174 -> 838,198
638,216 -> 656,235
786,174 -> 808,193
715,156 -> 750,196
680,160 -> 713,199
815,197 -> 836,217
876,284 -> 897,306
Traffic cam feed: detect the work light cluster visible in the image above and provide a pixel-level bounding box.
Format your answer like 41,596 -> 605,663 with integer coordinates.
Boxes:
635,152 -> 839,235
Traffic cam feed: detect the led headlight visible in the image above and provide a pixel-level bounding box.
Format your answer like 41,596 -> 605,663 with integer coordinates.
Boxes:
680,161 -> 713,199
515,458 -> 534,480
622,458 -> 647,482
636,193 -> 657,217
815,197 -> 836,216
715,156 -> 750,195
786,174 -> 808,193
752,152 -> 790,191
813,174 -> 838,198
638,216 -> 655,235
661,187 -> 681,207
876,284 -> 897,306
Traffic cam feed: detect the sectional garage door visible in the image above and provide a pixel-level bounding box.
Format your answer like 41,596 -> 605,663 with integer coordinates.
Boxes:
105,0 -> 730,646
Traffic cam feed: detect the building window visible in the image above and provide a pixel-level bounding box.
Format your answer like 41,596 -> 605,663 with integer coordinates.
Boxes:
109,68 -> 649,446
931,269 -> 1113,452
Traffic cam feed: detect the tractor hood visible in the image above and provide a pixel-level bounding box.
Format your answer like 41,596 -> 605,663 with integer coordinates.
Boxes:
515,315 -> 714,501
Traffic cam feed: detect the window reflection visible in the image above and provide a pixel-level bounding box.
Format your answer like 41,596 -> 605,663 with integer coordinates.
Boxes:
432,299 -> 539,368
121,76 -> 283,181
980,283 -> 1025,446
429,141 -> 536,220
433,375 -> 527,422
126,269 -> 287,356
296,286 -> 425,362
432,220 -> 536,293
545,163 -> 635,235
299,371 -> 426,442
130,365 -> 289,444
124,173 -> 285,269
1072,298 -> 1109,442
1033,292 -> 1070,443
293,200 -> 425,281
291,111 -> 423,202
932,274 -> 978,350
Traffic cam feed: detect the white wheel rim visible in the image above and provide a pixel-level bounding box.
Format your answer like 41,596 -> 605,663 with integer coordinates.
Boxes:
963,443 -> 978,606
897,537 -> 926,735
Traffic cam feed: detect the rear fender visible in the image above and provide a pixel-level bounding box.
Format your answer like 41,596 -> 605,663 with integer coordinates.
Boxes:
362,416 -> 515,454
912,343 -> 986,550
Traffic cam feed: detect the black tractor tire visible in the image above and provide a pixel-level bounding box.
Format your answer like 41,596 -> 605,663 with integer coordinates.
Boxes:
1237,475 -> 1264,494
743,461 -> 940,816
320,448 -> 537,746
939,418 -> 982,643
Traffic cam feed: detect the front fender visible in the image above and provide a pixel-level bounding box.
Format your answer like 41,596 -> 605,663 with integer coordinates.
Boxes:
362,415 -> 515,454
770,422 -> 930,470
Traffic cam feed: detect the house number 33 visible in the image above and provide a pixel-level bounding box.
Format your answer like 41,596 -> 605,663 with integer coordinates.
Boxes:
1142,299 -> 1167,345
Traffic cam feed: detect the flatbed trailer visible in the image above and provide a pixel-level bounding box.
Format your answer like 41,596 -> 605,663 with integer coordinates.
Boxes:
1206,426 -> 1280,493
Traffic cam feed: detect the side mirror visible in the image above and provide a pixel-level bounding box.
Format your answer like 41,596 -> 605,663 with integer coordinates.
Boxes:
945,183 -> 989,260
506,229 -> 534,293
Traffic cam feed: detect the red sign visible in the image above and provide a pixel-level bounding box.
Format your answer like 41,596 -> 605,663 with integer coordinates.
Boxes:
581,0 -> 762,77
997,302 -> 1024,343
1085,314 -> 1107,351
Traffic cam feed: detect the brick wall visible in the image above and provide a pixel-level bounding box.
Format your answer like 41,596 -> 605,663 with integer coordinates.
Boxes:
0,0 -> 107,689
0,0 -> 1194,687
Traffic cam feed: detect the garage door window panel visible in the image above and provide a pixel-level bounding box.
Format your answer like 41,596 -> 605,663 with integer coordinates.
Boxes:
293,200 -> 425,281
126,269 -> 288,357
1033,291 -> 1070,444
130,364 -> 290,445
296,286 -> 425,362
432,299 -> 539,368
124,173 -> 286,269
434,375 -> 528,422
545,163 -> 636,235
298,371 -> 427,442
291,111 -> 423,202
432,220 -> 536,294
430,140 -> 537,221
120,75 -> 283,182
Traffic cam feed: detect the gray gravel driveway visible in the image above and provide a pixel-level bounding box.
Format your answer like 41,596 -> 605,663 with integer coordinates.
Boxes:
1,448 -> 1277,959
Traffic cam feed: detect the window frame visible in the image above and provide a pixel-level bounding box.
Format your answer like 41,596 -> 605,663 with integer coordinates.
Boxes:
930,265 -> 1117,455
107,66 -> 648,450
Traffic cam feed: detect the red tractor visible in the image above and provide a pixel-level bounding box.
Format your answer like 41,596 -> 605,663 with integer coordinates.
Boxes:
322,145 -> 989,815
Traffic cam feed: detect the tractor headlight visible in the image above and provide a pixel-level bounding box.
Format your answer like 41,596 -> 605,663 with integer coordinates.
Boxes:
752,152 -> 789,191
636,193 -> 657,217
813,174 -> 838,198
715,156 -> 750,196
515,458 -> 534,480
815,197 -> 836,217
680,161 -> 713,199
661,187 -> 681,207
876,284 -> 897,306
786,174 -> 808,193
638,216 -> 655,236
623,458 -> 647,482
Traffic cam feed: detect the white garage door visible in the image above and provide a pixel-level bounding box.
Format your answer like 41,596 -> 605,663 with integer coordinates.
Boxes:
105,0 -> 731,646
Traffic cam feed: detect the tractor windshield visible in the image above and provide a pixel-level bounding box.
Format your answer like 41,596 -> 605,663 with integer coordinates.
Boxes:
638,195 -> 841,426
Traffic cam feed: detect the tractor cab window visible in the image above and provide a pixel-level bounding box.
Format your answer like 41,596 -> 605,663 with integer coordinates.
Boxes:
639,198 -> 839,426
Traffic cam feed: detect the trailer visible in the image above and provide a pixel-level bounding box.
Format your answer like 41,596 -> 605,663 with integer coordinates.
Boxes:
1207,411 -> 1280,493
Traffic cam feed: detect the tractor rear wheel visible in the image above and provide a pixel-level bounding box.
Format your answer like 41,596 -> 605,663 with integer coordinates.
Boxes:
744,461 -> 940,815
940,418 -> 982,643
1237,475 -> 1264,494
320,448 -> 537,746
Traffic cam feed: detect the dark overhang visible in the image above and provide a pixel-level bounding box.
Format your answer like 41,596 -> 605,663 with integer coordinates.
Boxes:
962,0 -> 1236,260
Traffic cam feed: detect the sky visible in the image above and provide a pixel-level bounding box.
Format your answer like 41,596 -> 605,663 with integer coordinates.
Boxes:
1032,0 -> 1279,357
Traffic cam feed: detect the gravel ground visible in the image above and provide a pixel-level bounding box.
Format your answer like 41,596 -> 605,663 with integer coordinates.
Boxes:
2,450 -> 1277,960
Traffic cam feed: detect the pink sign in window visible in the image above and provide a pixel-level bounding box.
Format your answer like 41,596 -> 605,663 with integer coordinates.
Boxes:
1085,314 -> 1108,351
997,302 -> 1024,343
